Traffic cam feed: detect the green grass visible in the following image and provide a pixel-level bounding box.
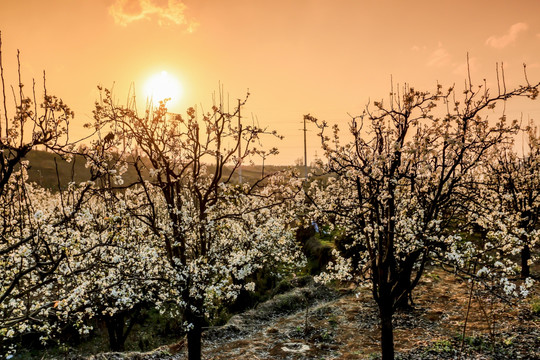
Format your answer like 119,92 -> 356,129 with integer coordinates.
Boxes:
426,339 -> 454,354
531,296 -> 540,315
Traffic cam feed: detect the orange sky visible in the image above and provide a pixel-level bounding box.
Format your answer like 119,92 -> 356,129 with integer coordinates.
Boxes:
1,0 -> 540,164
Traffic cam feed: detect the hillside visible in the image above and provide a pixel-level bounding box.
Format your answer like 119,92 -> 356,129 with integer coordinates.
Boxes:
21,150 -> 299,190
22,151 -> 93,189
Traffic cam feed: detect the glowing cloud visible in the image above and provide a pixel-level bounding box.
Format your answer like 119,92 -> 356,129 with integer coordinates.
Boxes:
486,22 -> 528,49
426,43 -> 451,68
109,0 -> 197,29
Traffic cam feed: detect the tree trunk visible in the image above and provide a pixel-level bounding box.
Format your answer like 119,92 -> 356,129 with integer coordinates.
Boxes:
379,296 -> 395,360
181,281 -> 206,360
393,250 -> 426,310
393,272 -> 412,310
521,242 -> 530,278
378,264 -> 396,360
185,306 -> 204,360
105,314 -> 126,352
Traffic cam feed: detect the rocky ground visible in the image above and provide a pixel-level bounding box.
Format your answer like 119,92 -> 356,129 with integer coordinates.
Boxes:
81,268 -> 540,360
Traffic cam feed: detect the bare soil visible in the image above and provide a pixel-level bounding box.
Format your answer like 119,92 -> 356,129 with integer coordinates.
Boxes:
86,268 -> 540,360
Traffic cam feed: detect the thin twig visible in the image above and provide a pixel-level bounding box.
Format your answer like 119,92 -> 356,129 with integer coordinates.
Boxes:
0,31 -> 8,139
459,262 -> 476,358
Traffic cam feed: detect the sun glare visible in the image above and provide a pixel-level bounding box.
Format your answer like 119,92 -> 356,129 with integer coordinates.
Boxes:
143,71 -> 183,108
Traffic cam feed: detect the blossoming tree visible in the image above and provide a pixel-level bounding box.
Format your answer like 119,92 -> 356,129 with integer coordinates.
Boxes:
0,38 -> 101,353
91,90 -> 304,360
307,74 -> 539,360
482,123 -> 540,278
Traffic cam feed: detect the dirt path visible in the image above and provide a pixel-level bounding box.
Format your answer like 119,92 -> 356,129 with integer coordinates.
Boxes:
196,269 -> 539,359
90,269 -> 540,359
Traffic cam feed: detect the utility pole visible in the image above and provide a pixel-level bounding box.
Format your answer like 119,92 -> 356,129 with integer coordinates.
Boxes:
303,115 -> 308,179
261,151 -> 266,179
238,99 -> 242,184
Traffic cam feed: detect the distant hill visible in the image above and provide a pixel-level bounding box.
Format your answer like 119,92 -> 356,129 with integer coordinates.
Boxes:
23,151 -> 93,189
22,150 -> 300,190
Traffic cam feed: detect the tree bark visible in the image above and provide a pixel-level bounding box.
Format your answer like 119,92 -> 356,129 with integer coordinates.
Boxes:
105,314 -> 126,352
185,301 -> 204,360
521,242 -> 530,279
393,273 -> 412,310
186,316 -> 203,360
378,260 -> 396,360
379,295 -> 395,360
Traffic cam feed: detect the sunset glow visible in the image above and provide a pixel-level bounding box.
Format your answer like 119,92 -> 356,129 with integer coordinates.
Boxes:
143,71 -> 183,108
2,2 -> 540,359
0,0 -> 539,163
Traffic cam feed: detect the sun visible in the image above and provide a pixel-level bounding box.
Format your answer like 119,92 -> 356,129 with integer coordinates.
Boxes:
143,71 -> 183,108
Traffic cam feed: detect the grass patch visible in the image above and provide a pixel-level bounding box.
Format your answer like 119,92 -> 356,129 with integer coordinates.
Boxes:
530,296 -> 540,315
